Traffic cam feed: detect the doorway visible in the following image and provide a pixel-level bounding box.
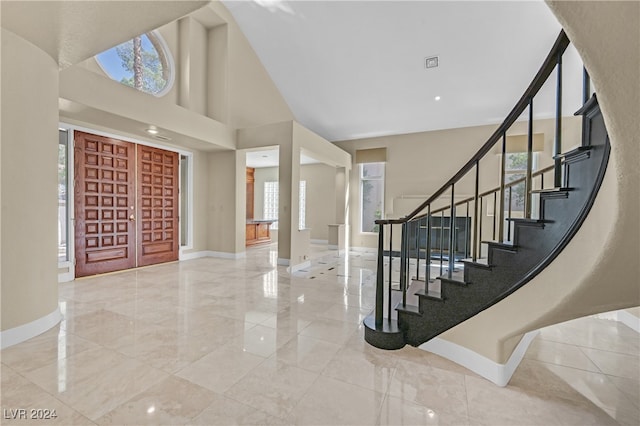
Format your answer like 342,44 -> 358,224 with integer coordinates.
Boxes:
74,131 -> 179,277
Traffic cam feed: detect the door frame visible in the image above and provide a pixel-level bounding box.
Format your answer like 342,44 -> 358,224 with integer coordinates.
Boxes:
58,122 -> 194,281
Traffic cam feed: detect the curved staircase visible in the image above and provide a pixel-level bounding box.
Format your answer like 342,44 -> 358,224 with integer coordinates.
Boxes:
364,31 -> 611,350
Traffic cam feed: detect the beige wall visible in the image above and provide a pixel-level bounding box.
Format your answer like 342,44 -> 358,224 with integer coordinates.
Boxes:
335,117 -> 581,249
1,29 -> 60,331
207,150 -> 245,254
254,164 -> 337,241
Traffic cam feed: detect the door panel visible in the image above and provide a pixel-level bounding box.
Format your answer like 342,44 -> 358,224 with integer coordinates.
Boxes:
75,132 -> 135,277
137,145 -> 179,266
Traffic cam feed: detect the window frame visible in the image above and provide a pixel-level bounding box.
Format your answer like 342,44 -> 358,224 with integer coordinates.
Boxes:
95,30 -> 176,98
359,162 -> 385,234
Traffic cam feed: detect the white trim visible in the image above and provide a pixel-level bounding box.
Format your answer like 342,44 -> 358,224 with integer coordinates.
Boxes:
61,123 -> 190,156
350,246 -> 377,253
0,307 -> 63,349
616,309 -> 640,333
58,270 -> 74,283
287,260 -> 312,273
179,152 -> 194,251
419,330 -> 539,387
310,239 -> 329,245
180,250 -> 247,260
328,244 -> 339,250
277,258 -> 290,266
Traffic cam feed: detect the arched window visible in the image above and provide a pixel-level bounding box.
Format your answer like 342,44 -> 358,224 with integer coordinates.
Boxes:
95,31 -> 174,97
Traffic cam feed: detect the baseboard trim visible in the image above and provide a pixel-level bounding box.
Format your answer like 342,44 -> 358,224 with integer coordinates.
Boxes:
277,258 -> 290,266
419,330 -> 539,387
616,309 -> 640,333
287,260 -> 312,273
310,239 -> 329,245
350,246 -> 376,253
0,307 -> 63,349
180,250 -> 246,261
58,271 -> 74,283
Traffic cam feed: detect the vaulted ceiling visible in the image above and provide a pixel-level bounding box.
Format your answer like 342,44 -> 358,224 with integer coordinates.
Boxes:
222,0 -> 583,142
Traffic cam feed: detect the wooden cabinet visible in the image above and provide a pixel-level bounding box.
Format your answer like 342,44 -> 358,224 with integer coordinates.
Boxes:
246,220 -> 274,246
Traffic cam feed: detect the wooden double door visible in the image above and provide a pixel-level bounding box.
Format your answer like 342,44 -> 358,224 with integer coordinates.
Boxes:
74,132 -> 179,277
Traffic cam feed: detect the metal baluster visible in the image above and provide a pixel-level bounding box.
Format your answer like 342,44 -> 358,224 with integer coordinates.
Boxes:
387,223 -> 393,320
473,160 -> 480,262
448,185 -> 456,279
525,97 -> 534,219
425,205 -> 431,288
499,133 -> 506,242
478,197 -> 483,257
400,222 -> 407,307
554,51 -> 563,188
507,187 -> 513,241
415,220 -> 421,281
465,202 -> 470,258
375,223 -> 384,327
492,192 -> 497,240
439,211 -> 445,277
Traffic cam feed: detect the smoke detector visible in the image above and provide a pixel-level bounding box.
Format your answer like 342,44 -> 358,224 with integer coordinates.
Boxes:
425,56 -> 439,69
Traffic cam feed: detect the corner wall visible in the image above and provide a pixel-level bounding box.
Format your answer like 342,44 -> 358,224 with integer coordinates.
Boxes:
1,29 -> 60,338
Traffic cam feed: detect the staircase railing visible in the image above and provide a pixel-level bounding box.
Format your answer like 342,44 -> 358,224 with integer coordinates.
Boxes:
370,30 -> 589,332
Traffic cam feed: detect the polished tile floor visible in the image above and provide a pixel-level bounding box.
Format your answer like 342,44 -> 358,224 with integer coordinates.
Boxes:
1,245 -> 639,425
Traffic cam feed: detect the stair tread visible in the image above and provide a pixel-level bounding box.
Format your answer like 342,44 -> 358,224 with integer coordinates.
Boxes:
414,289 -> 444,301
483,241 -> 518,251
396,303 -> 421,316
554,146 -> 592,160
460,258 -> 492,270
530,187 -> 573,194
437,276 -> 468,286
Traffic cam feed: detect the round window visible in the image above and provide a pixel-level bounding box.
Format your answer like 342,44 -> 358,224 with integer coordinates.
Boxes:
95,31 -> 174,97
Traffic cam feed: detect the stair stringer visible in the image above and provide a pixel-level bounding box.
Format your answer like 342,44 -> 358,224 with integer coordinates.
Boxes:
417,0 -> 639,383
398,95 -> 610,347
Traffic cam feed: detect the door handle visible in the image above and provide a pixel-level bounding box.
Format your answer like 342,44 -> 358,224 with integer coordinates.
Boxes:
129,214 -> 135,221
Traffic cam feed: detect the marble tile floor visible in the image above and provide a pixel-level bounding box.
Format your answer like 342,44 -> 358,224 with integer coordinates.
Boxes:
1,244 -> 638,425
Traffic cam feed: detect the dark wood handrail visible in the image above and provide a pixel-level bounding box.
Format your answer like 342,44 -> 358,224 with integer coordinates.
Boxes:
376,30 -> 570,226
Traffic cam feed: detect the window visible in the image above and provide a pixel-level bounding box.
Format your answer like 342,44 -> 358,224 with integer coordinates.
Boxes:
360,162 -> 384,233
263,181 -> 307,230
58,129 -> 69,262
504,152 -> 538,211
299,181 -> 306,230
95,31 -> 174,97
180,155 -> 191,247
264,181 -> 279,229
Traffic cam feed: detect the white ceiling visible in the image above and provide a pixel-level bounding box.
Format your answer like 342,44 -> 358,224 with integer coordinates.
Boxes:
222,0 -> 584,142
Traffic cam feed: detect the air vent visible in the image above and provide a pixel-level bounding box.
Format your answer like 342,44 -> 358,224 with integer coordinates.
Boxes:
425,56 -> 439,69
153,134 -> 172,141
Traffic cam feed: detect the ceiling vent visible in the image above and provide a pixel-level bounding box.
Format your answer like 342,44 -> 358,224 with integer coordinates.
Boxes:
154,134 -> 172,141
425,56 -> 439,69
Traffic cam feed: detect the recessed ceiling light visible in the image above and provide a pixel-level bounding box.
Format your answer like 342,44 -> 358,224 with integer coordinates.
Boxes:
434,96 -> 441,101
146,127 -> 159,135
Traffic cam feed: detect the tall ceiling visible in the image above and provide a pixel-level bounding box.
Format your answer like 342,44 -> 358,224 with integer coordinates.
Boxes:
222,0 -> 583,142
